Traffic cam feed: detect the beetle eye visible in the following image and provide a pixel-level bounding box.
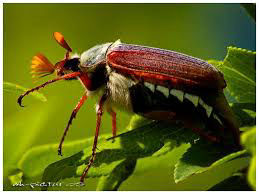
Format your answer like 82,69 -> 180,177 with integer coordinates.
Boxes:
63,58 -> 80,72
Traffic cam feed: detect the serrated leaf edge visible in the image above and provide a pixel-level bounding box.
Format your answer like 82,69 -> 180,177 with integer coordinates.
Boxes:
174,149 -> 249,183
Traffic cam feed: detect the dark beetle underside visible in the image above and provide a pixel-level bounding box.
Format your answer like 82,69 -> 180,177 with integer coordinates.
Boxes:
129,82 -> 231,144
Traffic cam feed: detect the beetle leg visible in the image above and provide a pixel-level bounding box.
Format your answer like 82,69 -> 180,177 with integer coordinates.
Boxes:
182,115 -> 220,143
80,93 -> 107,184
58,93 -> 87,156
107,107 -> 117,139
191,128 -> 220,143
17,72 -> 81,107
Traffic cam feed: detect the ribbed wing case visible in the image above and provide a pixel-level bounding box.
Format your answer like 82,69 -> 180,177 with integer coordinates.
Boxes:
107,44 -> 226,92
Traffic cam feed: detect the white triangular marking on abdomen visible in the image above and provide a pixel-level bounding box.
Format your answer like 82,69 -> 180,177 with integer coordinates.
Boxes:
184,93 -> 199,107
156,85 -> 169,97
144,82 -> 155,92
213,113 -> 223,125
198,98 -> 213,117
170,89 -> 184,102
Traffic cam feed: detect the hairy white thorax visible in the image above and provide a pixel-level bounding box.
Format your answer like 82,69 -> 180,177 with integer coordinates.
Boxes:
78,65 -> 135,114
106,70 -> 135,112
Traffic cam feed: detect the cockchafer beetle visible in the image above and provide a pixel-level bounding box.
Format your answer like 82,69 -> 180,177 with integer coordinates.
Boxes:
18,32 -> 240,183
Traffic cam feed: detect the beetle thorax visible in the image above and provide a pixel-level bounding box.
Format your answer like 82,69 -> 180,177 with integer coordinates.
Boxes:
77,40 -> 135,111
79,43 -> 112,73
106,68 -> 135,112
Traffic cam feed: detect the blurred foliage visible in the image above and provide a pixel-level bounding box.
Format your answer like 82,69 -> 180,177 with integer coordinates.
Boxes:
3,3 -> 255,191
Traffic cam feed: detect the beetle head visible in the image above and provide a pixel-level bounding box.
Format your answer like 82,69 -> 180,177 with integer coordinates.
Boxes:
31,32 -> 80,79
18,32 -> 91,107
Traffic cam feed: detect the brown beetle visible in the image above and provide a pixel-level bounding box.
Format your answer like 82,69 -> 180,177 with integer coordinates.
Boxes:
18,32 -> 240,183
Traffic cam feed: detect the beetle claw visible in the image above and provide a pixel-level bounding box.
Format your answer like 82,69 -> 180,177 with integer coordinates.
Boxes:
79,181 -> 85,187
58,148 -> 63,156
17,95 -> 25,107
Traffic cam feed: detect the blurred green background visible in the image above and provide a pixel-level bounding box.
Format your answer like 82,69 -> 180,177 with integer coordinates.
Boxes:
3,3 -> 255,190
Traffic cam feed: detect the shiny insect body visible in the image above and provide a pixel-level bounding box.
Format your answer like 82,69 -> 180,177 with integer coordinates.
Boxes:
18,32 -> 240,184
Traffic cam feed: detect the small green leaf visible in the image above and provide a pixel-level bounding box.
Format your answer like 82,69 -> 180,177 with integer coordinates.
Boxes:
174,139 -> 249,183
217,47 -> 255,103
241,126 -> 256,190
4,82 -> 47,102
8,170 -> 23,185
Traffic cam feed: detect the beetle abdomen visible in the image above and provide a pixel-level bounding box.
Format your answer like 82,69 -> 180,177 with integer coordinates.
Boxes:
128,81 -> 240,144
130,82 -> 218,121
107,44 -> 226,92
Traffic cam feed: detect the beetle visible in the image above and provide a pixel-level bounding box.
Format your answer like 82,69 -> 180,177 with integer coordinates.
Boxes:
18,32 -> 240,184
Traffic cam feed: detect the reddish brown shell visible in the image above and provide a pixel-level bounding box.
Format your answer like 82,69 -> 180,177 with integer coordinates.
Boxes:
107,44 -> 226,91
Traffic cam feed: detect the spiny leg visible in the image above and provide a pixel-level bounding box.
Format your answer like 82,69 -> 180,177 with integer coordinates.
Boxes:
107,107 -> 117,138
80,94 -> 107,184
191,127 -> 220,143
183,116 -> 220,143
17,72 -> 81,107
58,93 -> 87,156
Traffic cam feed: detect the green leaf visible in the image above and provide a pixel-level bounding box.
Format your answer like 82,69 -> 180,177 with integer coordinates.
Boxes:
4,101 -> 56,180
174,139 -> 249,183
11,119 -> 193,190
96,158 -> 137,191
247,157 -> 256,190
241,126 -> 256,190
230,103 -> 256,129
214,47 -> 255,103
241,126 -> 256,155
208,59 -> 223,69
209,173 -> 252,191
8,170 -> 23,185
17,138 -> 95,179
204,47 -> 256,190
126,114 -> 152,130
3,82 -> 47,102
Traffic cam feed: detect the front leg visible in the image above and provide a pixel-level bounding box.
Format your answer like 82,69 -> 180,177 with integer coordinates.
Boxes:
80,93 -> 107,184
58,93 -> 87,156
